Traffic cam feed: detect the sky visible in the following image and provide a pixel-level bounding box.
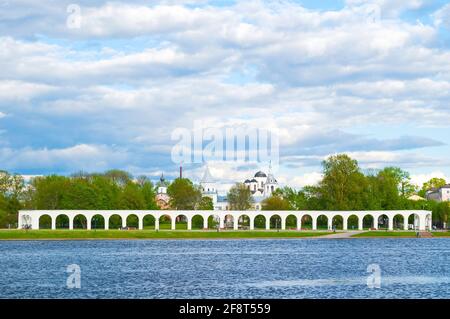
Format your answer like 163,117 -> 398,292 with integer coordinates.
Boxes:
1,0 -> 450,191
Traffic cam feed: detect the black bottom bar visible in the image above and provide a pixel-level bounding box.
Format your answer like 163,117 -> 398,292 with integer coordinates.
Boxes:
1,299 -> 448,318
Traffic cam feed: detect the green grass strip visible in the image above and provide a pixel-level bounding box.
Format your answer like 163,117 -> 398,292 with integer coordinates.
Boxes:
0,229 -> 333,240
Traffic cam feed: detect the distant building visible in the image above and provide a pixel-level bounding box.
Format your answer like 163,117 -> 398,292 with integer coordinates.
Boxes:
155,173 -> 170,209
408,194 -> 425,201
425,184 -> 450,202
156,164 -> 280,211
200,164 -> 279,211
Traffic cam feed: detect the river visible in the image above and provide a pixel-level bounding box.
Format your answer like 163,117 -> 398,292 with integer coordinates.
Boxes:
1,238 -> 449,298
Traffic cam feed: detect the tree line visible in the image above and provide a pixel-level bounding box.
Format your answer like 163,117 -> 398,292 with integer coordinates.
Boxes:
0,169 -> 214,228
0,153 -> 448,228
259,154 -> 449,227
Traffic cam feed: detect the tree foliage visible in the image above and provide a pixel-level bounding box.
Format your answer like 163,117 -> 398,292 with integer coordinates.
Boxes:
262,195 -> 291,210
419,177 -> 447,197
0,153 -> 449,229
24,172 -> 157,212
167,178 -> 202,210
227,183 -> 253,210
198,196 -> 214,210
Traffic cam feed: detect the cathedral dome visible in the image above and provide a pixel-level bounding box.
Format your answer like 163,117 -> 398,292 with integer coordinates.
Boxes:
254,171 -> 267,178
266,174 -> 277,184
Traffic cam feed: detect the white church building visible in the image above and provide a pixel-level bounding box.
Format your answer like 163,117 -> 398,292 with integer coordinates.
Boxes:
200,165 -> 279,211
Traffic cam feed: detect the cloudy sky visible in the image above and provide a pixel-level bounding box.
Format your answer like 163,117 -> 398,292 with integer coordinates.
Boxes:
1,0 -> 450,190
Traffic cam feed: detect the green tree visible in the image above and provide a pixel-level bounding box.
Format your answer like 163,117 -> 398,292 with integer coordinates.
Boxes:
372,169 -> 402,209
60,178 -> 98,209
118,182 -> 146,209
104,169 -> 132,187
433,202 -> 450,228
90,175 -> 120,209
419,177 -> 447,197
274,187 -> 308,210
167,178 -> 202,210
137,177 -> 158,210
0,193 -> 17,228
381,167 -> 416,197
317,154 -> 368,210
0,171 -> 25,198
197,196 -> 214,210
30,175 -> 69,209
261,195 -> 291,210
227,183 -> 253,210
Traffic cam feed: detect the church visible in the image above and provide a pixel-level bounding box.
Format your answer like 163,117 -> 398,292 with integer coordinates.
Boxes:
155,164 -> 280,211
200,165 -> 279,211
155,173 -> 170,209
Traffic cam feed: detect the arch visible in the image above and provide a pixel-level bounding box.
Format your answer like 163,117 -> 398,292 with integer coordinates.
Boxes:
109,214 -> 122,230
301,214 -> 312,230
207,214 -> 220,229
347,214 -> 359,230
426,213 -> 432,231
91,214 -> 105,229
224,214 -> 234,229
317,214 -> 329,230
55,214 -> 69,229
175,214 -> 188,230
39,214 -> 52,229
270,214 -> 282,229
393,214 -> 404,230
254,214 -> 266,229
143,214 -> 156,229
332,215 -> 344,230
159,214 -> 172,230
191,214 -> 204,230
408,213 -> 420,230
377,214 -> 389,230
73,214 -> 88,229
363,214 -> 374,230
126,214 -> 139,229
285,214 -> 297,229
238,214 -> 250,230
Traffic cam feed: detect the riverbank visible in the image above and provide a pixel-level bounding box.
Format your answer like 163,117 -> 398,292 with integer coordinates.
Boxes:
2,229 -> 448,240
0,229 -> 333,240
352,231 -> 450,238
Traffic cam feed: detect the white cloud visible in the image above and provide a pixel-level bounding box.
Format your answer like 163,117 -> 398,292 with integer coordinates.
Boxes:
343,151 -> 450,169
0,144 -> 130,173
346,0 -> 424,17
410,171 -> 449,187
284,172 -> 323,189
0,0 -> 449,179
433,3 -> 450,27
0,80 -> 57,102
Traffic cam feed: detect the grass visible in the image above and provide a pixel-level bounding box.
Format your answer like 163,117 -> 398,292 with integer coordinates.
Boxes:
352,231 -> 450,238
430,232 -> 450,237
0,229 -> 333,240
352,231 -> 419,238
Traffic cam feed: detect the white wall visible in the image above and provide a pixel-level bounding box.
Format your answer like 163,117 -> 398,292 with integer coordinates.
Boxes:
18,210 -> 432,231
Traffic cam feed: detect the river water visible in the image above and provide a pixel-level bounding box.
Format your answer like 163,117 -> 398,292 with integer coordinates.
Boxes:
1,238 -> 449,298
